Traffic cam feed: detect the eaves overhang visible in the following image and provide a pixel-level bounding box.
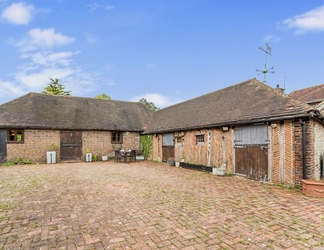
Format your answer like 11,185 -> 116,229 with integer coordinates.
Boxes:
143,112 -> 315,135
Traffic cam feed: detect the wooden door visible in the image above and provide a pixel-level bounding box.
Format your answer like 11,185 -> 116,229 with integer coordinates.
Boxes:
60,131 -> 82,160
162,133 -> 174,162
234,125 -> 269,181
0,129 -> 6,163
235,145 -> 268,180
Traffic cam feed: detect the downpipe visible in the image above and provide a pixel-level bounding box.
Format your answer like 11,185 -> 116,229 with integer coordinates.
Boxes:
299,119 -> 307,179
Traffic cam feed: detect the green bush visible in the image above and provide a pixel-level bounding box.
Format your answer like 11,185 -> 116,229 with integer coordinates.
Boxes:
141,134 -> 153,159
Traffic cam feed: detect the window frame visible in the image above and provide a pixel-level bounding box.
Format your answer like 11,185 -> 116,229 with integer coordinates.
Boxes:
111,131 -> 123,144
7,129 -> 24,143
196,134 -> 205,145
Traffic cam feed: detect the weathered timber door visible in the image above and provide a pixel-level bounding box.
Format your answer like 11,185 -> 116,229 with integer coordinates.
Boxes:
0,129 -> 7,163
61,131 -> 82,160
234,125 -> 269,180
162,133 -> 174,162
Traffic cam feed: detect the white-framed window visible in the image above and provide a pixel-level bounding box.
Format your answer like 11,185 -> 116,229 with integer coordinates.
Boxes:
196,134 -> 205,144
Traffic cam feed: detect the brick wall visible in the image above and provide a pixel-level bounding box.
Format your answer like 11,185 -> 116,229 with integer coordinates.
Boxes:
7,129 -> 60,163
294,119 -> 315,185
270,121 -> 295,185
271,123 -> 280,183
81,131 -> 141,160
7,129 -> 141,163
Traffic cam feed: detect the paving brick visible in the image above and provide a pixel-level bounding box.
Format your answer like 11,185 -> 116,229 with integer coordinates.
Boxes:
0,161 -> 324,249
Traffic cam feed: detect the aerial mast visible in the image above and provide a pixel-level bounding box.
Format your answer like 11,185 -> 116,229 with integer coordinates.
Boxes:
256,43 -> 275,84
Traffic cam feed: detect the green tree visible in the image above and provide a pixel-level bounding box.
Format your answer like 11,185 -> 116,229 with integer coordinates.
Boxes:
139,98 -> 159,111
94,93 -> 111,100
42,78 -> 71,96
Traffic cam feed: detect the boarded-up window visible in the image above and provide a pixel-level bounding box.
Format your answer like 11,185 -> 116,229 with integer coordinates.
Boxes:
234,125 -> 268,145
163,133 -> 174,146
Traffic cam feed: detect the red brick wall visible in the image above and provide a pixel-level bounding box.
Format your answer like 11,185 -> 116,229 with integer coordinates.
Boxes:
270,121 -> 295,185
7,129 -> 60,163
271,123 -> 280,183
294,119 -> 315,185
284,120 -> 294,184
7,129 -> 141,163
82,131 -> 141,160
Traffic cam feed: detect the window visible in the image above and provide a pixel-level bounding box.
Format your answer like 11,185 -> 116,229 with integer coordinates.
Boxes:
112,131 -> 123,143
176,137 -> 182,143
196,134 -> 204,144
8,129 -> 24,142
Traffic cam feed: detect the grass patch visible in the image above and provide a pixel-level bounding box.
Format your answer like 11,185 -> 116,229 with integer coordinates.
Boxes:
0,157 -> 33,167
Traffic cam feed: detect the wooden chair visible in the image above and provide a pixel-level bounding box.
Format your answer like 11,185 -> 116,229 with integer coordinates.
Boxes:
114,150 -> 123,162
126,150 -> 136,162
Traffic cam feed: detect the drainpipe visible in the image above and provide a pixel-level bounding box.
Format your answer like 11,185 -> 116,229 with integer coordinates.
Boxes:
299,119 -> 307,179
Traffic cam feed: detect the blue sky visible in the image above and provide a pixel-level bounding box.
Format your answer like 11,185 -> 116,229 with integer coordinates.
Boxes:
1,1 -> 324,108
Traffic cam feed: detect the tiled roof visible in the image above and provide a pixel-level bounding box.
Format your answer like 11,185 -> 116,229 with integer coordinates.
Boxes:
145,78 -> 315,134
0,93 -> 154,131
289,84 -> 324,104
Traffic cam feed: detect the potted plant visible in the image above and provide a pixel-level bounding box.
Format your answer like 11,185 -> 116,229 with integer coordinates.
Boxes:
85,148 -> 92,162
47,143 -> 58,164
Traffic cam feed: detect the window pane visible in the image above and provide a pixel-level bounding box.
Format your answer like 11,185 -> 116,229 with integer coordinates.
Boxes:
9,130 -> 15,141
16,131 -> 23,141
197,135 -> 204,144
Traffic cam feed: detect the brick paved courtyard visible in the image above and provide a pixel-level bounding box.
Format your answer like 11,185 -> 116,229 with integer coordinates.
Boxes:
0,161 -> 324,250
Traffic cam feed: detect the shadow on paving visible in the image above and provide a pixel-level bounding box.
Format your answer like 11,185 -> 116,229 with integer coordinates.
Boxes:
0,161 -> 324,249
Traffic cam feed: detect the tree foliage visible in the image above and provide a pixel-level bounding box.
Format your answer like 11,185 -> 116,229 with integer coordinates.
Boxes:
139,98 -> 159,111
94,93 -> 111,100
42,78 -> 71,96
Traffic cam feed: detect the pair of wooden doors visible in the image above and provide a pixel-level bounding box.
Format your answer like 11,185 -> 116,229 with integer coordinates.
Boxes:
234,125 -> 269,181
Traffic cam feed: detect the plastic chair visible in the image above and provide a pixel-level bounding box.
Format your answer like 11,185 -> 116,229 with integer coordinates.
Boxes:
114,150 -> 123,162
127,150 -> 136,162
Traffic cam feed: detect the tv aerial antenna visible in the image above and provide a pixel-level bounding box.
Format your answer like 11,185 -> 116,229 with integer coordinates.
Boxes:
256,43 -> 275,84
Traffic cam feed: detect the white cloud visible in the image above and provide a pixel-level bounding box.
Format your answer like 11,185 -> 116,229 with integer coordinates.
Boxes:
12,28 -> 75,51
14,67 -> 76,88
263,35 -> 281,43
130,93 -> 182,108
1,2 -> 34,25
283,5 -> 324,34
87,3 -> 100,12
0,80 -> 25,100
20,51 -> 79,67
